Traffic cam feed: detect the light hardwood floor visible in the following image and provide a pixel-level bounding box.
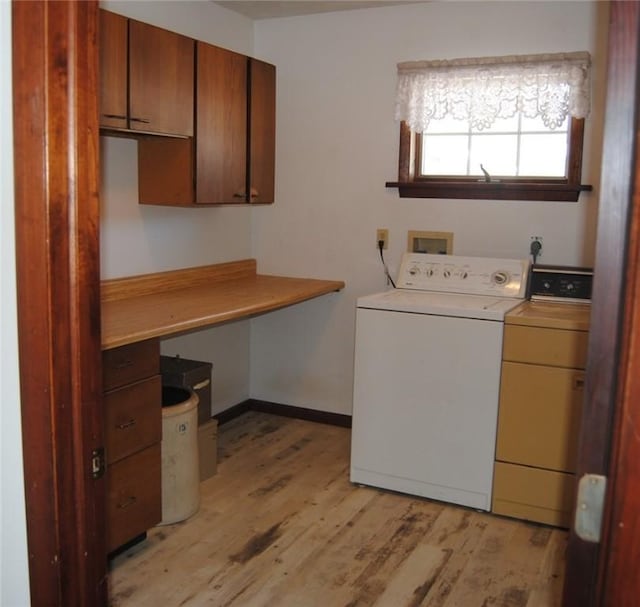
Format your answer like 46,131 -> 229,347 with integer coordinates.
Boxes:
109,412 -> 567,607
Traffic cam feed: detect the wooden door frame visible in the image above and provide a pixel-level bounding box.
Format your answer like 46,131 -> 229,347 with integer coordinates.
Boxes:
12,1 -> 107,605
563,2 -> 640,605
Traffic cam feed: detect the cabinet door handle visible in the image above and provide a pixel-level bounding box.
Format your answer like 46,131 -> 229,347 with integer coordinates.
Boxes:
117,418 -> 137,430
117,496 -> 137,510
249,187 -> 259,199
573,375 -> 585,390
101,113 -> 127,119
129,117 -> 151,124
233,191 -> 246,199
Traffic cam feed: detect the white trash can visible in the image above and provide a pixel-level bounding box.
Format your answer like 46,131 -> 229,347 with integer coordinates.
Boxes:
160,386 -> 200,525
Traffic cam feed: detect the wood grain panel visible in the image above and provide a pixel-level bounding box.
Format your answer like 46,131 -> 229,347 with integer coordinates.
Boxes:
137,136 -> 194,205
104,376 -> 162,464
128,19 -> 194,136
195,42 -> 247,203
99,9 -> 127,128
101,259 -> 256,302
103,339 -> 160,390
249,58 -> 276,204
100,260 -> 344,350
563,3 -> 640,604
13,1 -> 106,603
107,444 -> 161,553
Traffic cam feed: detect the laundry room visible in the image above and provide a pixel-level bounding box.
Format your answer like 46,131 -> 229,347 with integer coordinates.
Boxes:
9,0 -> 638,606
96,0 -> 607,603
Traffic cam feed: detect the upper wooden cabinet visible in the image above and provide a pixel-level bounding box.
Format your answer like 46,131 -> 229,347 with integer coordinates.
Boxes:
99,10 -> 127,129
99,10 -> 194,137
249,59 -> 276,204
137,42 -> 276,206
195,43 -> 248,203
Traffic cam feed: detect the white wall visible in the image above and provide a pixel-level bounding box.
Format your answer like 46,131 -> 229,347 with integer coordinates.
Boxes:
0,0 -> 31,603
249,1 -> 609,415
100,1 -> 256,413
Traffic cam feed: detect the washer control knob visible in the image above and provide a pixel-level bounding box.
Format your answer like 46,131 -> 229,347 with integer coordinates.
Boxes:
492,271 -> 510,285
443,269 -> 451,278
409,265 -> 420,276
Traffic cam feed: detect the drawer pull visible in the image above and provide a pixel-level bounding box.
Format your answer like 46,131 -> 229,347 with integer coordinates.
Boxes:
574,376 -> 585,390
129,117 -> 151,124
101,113 -> 127,120
117,496 -> 137,510
117,418 -> 137,430
192,379 -> 210,391
114,359 -> 134,370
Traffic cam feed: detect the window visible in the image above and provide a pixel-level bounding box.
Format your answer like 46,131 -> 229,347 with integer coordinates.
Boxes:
387,52 -> 592,201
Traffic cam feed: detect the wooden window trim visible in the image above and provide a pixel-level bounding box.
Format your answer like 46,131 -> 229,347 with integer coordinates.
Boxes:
386,119 -> 592,202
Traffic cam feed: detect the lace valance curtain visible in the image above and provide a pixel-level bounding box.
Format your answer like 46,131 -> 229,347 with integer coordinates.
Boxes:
395,51 -> 591,133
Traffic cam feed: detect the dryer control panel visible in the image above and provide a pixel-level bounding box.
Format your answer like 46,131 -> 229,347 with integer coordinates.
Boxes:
397,253 -> 529,298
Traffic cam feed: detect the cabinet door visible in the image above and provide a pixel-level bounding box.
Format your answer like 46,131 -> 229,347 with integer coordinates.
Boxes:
129,20 -> 194,136
496,360 -> 585,472
249,59 -> 276,204
99,10 -> 127,129
195,42 -> 247,203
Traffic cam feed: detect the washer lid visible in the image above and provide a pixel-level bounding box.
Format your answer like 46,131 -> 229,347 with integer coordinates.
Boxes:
357,289 -> 524,321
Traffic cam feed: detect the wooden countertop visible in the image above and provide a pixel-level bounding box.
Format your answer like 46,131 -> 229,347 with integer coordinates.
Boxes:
101,259 -> 345,350
506,300 -> 591,331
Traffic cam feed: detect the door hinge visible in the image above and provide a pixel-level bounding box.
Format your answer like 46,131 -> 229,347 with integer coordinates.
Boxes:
91,447 -> 106,479
574,473 -> 607,543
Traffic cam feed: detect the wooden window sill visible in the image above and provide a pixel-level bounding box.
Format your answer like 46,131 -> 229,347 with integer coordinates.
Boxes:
385,181 -> 592,202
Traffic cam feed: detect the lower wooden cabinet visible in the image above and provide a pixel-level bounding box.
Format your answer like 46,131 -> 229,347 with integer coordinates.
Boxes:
107,444 -> 162,551
103,340 -> 161,553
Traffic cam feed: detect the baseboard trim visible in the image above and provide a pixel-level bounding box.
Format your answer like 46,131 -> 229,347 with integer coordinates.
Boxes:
214,399 -> 352,428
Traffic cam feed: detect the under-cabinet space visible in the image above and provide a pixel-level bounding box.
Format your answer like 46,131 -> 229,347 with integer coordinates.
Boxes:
138,45 -> 276,206
99,9 -> 194,136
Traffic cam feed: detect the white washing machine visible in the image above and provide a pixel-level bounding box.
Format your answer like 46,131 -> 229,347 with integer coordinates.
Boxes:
350,253 -> 529,511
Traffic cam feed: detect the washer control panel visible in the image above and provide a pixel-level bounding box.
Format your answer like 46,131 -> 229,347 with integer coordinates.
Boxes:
397,253 -> 529,298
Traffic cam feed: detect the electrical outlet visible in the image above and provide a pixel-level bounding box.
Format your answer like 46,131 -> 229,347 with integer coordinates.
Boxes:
530,236 -> 543,258
376,229 -> 389,250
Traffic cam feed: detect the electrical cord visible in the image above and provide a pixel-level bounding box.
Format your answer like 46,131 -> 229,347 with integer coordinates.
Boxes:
530,239 -> 542,265
378,240 -> 396,288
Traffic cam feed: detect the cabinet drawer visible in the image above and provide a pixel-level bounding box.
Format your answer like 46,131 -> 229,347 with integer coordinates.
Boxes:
107,444 -> 161,553
492,461 -> 576,528
496,361 -> 584,472
502,324 -> 588,368
103,339 -> 160,391
105,375 -> 162,464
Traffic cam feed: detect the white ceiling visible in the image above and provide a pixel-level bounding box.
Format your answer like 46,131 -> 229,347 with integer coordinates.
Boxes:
214,1 -> 424,20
